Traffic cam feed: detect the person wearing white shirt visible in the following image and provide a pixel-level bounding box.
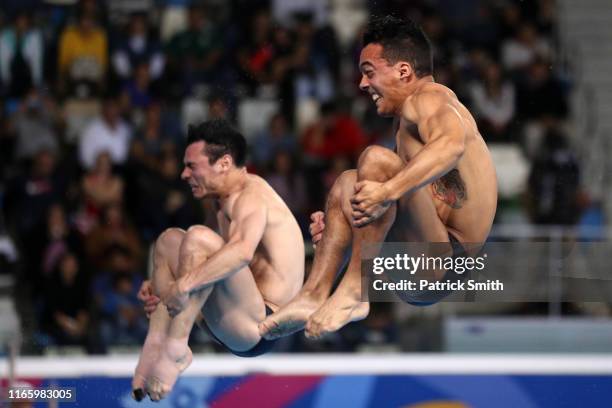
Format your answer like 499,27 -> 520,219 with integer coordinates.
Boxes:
78,96 -> 132,169
502,23 -> 551,71
469,62 -> 515,139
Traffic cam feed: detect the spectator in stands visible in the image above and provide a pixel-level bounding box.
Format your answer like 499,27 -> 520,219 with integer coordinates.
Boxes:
165,5 -> 222,95
78,95 -> 132,170
121,61 -> 155,110
96,271 -> 147,346
498,2 -> 522,41
291,12 -> 337,104
22,202 -> 81,300
527,127 -> 581,225
236,9 -> 276,91
57,10 -> 108,98
42,252 -> 90,348
301,101 -> 367,162
534,0 -> 557,37
91,236 -> 148,349
0,12 -> 43,98
133,152 -> 199,240
129,102 -> 176,171
420,12 -> 452,67
207,94 -> 230,120
251,112 -> 296,168
10,88 -> 59,160
501,22 -> 551,73
112,12 -> 165,82
269,25 -> 298,121
4,149 -> 65,239
82,151 -> 124,214
516,58 -> 568,122
469,61 -> 516,141
265,151 -> 308,226
300,101 -> 366,208
85,203 -> 142,272
40,203 -> 83,278
460,3 -> 501,55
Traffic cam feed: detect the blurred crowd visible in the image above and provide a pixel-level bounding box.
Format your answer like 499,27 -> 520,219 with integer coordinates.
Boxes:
0,0 -> 584,353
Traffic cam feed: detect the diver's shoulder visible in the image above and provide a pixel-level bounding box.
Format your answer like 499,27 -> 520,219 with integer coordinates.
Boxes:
404,83 -> 457,118
418,82 -> 457,100
242,173 -> 277,201
245,173 -> 271,191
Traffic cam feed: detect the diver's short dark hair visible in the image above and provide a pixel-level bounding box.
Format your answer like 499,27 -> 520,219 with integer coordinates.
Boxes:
186,119 -> 247,167
363,15 -> 433,77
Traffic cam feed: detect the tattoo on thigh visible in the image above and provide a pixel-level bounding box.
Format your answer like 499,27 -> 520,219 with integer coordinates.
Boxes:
432,169 -> 467,209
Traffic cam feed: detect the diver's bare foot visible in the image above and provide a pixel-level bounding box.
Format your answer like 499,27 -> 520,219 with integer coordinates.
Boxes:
132,333 -> 164,401
259,292 -> 325,340
146,338 -> 192,401
305,289 -> 369,339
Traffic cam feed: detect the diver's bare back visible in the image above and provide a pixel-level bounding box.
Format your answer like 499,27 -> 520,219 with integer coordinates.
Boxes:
220,174 -> 304,309
398,82 -> 497,243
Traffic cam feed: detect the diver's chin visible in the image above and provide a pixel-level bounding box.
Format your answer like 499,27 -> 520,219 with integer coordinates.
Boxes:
373,99 -> 391,117
191,189 -> 206,199
195,190 -> 220,200
376,105 -> 394,117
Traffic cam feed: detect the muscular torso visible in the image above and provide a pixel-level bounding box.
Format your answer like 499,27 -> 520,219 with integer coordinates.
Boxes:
397,83 -> 497,242
218,175 -> 305,310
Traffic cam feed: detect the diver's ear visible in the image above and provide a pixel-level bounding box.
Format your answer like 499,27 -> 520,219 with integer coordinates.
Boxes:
218,153 -> 233,171
397,62 -> 413,81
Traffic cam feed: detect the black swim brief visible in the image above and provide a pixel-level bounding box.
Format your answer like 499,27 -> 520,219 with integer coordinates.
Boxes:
205,305 -> 278,358
400,233 -> 470,306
